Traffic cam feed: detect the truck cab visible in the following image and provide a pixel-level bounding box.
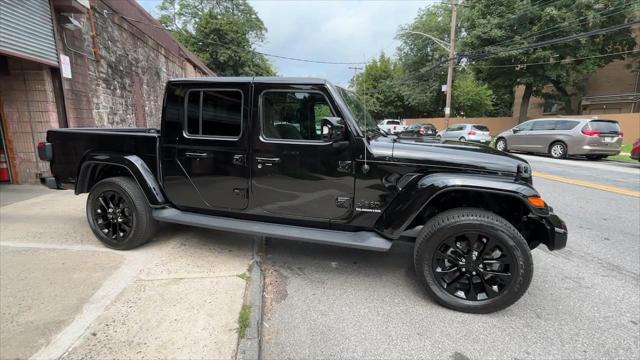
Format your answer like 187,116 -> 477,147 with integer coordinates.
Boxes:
39,77 -> 567,313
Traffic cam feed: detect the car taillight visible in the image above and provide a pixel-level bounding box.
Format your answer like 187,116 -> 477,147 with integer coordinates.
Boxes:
468,130 -> 476,136
618,131 -> 624,137
419,128 -> 425,135
581,129 -> 600,136
38,141 -> 46,149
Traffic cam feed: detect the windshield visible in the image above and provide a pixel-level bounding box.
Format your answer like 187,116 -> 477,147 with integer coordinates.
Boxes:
336,86 -> 375,133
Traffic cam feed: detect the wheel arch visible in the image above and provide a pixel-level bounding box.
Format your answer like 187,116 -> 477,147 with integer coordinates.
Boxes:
376,173 -> 550,249
548,139 -> 568,154
76,153 -> 166,206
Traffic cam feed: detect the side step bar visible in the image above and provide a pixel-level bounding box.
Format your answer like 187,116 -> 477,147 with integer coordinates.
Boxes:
153,208 -> 392,252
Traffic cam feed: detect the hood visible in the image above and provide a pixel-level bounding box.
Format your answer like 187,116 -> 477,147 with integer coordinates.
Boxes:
369,137 -> 529,175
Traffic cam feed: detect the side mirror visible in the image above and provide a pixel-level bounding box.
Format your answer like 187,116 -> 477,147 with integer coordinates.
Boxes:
512,128 -> 520,134
321,117 -> 346,142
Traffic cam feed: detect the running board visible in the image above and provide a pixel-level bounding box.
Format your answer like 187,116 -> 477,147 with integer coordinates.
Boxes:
153,208 -> 392,252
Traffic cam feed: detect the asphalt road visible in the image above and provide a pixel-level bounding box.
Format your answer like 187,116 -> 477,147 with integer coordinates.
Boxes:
261,155 -> 640,359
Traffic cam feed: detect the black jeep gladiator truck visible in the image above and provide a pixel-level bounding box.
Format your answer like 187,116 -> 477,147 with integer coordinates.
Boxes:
39,77 -> 567,313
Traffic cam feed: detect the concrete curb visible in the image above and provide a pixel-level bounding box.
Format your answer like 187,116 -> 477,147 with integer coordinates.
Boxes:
236,235 -> 266,360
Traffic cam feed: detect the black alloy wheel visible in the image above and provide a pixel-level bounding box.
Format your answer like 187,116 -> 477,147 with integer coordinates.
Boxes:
93,190 -> 133,242
414,208 -> 533,313
87,177 -> 157,250
432,232 -> 513,301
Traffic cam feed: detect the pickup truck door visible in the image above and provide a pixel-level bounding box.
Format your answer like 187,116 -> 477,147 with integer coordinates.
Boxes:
251,84 -> 354,220
161,83 -> 250,211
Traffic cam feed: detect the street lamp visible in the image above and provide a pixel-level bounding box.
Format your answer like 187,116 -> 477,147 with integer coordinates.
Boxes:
400,0 -> 459,124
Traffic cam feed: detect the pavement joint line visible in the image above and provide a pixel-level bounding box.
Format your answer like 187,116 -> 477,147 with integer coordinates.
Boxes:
533,171 -> 640,197
137,274 -> 246,281
0,241 -> 112,252
30,253 -> 152,360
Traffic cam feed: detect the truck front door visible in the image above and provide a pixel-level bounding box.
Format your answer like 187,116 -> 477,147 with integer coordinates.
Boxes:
251,84 -> 354,221
161,82 -> 250,211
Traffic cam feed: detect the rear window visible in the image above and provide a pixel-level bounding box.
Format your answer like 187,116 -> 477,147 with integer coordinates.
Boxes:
386,120 -> 401,125
586,120 -> 620,133
472,125 -> 490,131
186,89 -> 243,138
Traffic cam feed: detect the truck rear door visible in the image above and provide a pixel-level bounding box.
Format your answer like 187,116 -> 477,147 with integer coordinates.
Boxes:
161,82 -> 250,211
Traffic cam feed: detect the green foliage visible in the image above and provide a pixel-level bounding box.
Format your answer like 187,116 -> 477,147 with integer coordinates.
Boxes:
158,0 -> 275,76
395,4 -> 453,116
461,0 -> 639,117
452,72 -> 494,117
237,304 -> 251,338
351,52 -> 406,119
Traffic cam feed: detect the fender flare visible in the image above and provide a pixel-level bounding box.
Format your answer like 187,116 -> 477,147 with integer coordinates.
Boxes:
376,173 -> 541,239
76,152 -> 166,206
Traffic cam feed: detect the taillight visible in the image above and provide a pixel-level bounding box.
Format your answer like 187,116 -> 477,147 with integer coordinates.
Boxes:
468,130 -> 476,136
581,129 -> 600,136
418,128 -> 425,135
618,131 -> 624,137
37,141 -> 46,149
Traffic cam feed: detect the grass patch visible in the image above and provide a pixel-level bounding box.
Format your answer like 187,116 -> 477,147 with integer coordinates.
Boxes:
607,144 -> 636,163
237,304 -> 251,338
237,272 -> 250,281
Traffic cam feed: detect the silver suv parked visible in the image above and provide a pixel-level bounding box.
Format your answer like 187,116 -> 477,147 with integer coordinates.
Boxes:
494,118 -> 623,159
436,124 -> 492,143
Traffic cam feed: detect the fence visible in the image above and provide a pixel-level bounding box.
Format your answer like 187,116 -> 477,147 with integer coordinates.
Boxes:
405,113 -> 640,145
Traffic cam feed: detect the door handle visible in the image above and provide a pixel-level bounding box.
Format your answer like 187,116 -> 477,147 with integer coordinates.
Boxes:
256,157 -> 280,167
185,152 -> 210,158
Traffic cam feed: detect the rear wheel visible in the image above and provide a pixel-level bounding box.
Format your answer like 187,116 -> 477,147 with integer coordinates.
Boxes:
459,137 -> 467,142
86,177 -> 157,250
495,138 -> 508,152
549,142 -> 567,159
414,208 -> 533,313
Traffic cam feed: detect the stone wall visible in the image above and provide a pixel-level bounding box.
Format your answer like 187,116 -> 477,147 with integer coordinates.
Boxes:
55,0 -> 207,129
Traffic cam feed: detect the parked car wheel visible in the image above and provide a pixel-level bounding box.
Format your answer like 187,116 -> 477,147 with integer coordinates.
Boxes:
86,176 -> 157,250
549,142 -> 567,159
459,137 -> 467,142
586,155 -> 607,160
435,135 -> 442,141
495,138 -> 508,152
413,208 -> 533,313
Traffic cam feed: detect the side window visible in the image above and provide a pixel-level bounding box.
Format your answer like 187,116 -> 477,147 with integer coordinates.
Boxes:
532,120 -> 556,131
261,91 -> 335,141
516,121 -> 534,131
555,120 -> 579,130
185,89 -> 242,138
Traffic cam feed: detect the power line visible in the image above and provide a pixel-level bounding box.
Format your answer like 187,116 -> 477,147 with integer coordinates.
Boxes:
482,1 -> 638,51
466,48 -> 640,68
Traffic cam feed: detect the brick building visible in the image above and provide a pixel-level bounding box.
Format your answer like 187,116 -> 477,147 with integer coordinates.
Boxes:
0,0 -> 213,184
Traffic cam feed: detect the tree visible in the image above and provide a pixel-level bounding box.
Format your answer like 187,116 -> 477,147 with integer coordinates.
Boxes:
461,0 -> 638,122
452,71 -> 494,117
351,52 -> 406,119
158,0 -> 275,76
396,4 -> 453,117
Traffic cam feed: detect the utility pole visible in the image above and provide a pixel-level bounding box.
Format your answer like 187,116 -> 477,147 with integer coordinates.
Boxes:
348,66 -> 363,90
444,0 -> 458,125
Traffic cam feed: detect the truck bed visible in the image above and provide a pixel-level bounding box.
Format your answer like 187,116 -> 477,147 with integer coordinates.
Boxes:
46,128 -> 160,186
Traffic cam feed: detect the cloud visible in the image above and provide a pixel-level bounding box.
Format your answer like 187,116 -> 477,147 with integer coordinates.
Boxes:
251,0 -> 425,86
137,0 -> 427,86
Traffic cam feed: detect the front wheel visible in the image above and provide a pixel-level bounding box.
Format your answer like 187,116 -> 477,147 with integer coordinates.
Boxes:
458,137 -> 467,142
414,208 -> 533,313
549,142 -> 567,159
495,138 -> 508,152
86,177 -> 157,250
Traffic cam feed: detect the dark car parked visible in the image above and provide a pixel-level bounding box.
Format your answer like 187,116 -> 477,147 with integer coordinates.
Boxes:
38,77 -> 567,314
398,123 -> 438,139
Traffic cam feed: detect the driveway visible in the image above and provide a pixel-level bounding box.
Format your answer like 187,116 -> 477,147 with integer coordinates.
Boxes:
0,188 -> 254,359
261,159 -> 640,359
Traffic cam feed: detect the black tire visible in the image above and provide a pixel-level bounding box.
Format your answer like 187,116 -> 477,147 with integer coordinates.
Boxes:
586,155 -> 606,160
413,208 -> 533,313
549,141 -> 567,159
458,137 -> 467,142
495,138 -> 508,152
86,177 -> 157,250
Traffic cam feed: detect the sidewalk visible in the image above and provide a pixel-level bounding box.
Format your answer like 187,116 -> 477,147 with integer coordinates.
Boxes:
0,189 -> 254,359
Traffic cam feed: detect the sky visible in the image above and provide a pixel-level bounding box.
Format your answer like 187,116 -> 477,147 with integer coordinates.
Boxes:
136,0 -> 429,87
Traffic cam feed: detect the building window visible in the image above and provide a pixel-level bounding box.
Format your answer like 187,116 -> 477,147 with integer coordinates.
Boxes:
185,89 -> 242,138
